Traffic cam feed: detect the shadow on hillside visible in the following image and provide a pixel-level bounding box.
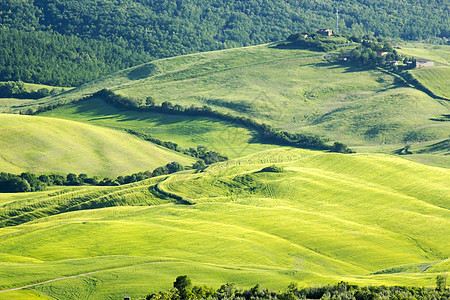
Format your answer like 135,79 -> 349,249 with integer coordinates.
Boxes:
127,64 -> 159,80
69,98 -> 264,145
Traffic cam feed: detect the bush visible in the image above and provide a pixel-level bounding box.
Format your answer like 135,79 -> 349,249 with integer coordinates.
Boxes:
259,165 -> 284,173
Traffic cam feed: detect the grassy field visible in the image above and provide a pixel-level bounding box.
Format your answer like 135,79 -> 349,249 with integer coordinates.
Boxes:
409,67 -> 450,99
0,98 -> 37,113
0,42 -> 449,299
0,114 -> 194,177
0,148 -> 448,299
40,98 -> 278,159
396,43 -> 450,67
0,82 -> 72,95
20,44 -> 449,151
0,82 -> 73,113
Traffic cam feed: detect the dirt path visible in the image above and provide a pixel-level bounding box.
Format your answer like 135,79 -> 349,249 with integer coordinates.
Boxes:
0,261 -> 166,293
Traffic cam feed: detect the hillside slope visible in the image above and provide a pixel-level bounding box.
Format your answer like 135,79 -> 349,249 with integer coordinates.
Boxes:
40,97 -> 278,159
29,45 -> 450,153
0,114 -> 194,177
0,148 -> 448,299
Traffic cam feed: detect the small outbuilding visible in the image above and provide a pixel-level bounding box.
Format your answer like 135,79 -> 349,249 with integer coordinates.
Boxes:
317,29 -> 333,36
416,59 -> 434,67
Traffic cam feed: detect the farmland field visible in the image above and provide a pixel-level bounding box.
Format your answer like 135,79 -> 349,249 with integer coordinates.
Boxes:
21,44 -> 449,151
40,98 -> 278,159
0,114 -> 194,177
0,148 -> 448,299
0,41 -> 449,300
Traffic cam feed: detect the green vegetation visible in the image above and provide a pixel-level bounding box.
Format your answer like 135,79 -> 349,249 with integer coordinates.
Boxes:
0,28 -> 152,86
39,97 -> 278,159
409,67 -> 450,100
338,40 -> 399,68
0,148 -> 448,299
29,44 -> 449,166
0,114 -> 193,177
0,81 -> 68,99
1,0 -> 448,85
277,33 -> 353,52
82,89 -> 330,150
0,160 -> 186,193
259,165 -> 284,173
396,43 -> 450,67
145,275 -> 450,300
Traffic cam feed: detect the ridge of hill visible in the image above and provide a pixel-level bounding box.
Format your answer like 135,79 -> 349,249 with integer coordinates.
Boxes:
0,148 -> 448,299
0,114 -> 194,177
1,0 -> 448,85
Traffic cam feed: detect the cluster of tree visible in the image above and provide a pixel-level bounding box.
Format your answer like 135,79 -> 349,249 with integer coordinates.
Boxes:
340,40 -> 400,67
91,89 -> 332,151
1,0 -> 448,86
330,142 -> 355,154
0,172 -> 46,193
278,33 -> 351,52
146,275 -> 449,300
259,165 -> 284,173
0,81 -> 64,99
125,129 -> 228,165
0,162 -> 186,193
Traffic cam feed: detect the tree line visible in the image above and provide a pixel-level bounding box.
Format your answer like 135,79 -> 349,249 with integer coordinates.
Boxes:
91,89 -> 333,151
26,89 -> 354,153
0,81 -> 65,99
0,161 -> 188,193
1,0 -> 448,86
146,275 -> 449,300
125,130 -> 228,165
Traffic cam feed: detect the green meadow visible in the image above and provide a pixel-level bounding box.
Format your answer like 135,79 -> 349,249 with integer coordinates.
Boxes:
409,67 -> 450,99
0,98 -> 35,113
40,98 -> 278,159
396,43 -> 450,67
0,148 -> 448,299
25,44 -> 449,151
0,82 -> 72,113
0,114 -> 193,177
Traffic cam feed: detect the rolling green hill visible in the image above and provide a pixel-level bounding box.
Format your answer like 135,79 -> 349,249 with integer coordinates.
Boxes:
25,44 -> 450,166
0,148 -> 448,299
0,114 -> 194,177
39,97 -> 278,159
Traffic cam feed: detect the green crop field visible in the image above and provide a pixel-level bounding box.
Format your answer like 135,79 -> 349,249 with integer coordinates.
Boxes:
0,148 -> 448,299
0,114 -> 194,177
21,44 -> 449,152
